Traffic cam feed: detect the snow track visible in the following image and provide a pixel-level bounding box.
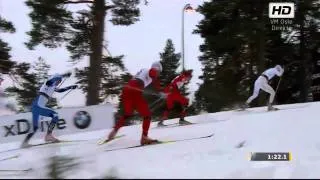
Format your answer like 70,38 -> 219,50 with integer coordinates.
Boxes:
0,102 -> 319,178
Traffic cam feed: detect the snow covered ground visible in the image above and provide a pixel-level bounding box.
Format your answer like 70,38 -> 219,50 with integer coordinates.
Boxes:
0,102 -> 319,178
0,99 -> 16,116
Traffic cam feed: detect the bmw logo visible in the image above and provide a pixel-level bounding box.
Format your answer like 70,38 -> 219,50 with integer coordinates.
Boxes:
73,111 -> 91,129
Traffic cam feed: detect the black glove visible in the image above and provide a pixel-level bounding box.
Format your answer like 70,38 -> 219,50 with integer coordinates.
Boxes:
159,92 -> 167,99
69,85 -> 78,89
62,71 -> 72,78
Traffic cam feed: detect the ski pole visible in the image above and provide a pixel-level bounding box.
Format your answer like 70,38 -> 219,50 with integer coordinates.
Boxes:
60,89 -> 73,101
149,96 -> 165,111
274,64 -> 286,101
57,71 -> 73,88
273,69 -> 283,105
275,65 -> 285,96
125,85 -> 161,97
131,96 -> 165,117
57,77 -> 67,88
275,77 -> 282,96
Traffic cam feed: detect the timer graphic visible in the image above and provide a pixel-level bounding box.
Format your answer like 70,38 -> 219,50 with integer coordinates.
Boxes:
249,152 -> 291,161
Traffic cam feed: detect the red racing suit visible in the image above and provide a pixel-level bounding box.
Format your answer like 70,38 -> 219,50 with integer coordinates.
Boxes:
161,73 -> 189,120
114,68 -> 161,137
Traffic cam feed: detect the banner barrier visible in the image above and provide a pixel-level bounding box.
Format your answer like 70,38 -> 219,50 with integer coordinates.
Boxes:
0,104 -> 115,143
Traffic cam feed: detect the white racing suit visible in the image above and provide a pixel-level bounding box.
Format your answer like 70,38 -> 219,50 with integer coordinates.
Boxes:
246,66 -> 284,105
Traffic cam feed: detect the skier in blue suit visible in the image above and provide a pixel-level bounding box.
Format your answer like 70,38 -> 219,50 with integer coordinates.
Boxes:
21,72 -> 77,147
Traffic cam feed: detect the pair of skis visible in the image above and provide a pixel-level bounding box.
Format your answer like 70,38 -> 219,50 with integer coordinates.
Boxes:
97,135 -> 126,145
0,168 -> 33,174
96,121 -> 214,152
98,133 -> 214,152
0,154 -> 20,162
0,139 -> 87,154
236,104 -> 310,112
0,155 -> 32,173
25,139 -> 87,147
153,121 -> 196,129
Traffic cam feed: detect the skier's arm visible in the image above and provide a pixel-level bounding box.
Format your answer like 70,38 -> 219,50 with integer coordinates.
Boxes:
45,79 -> 56,87
46,72 -> 72,87
45,74 -> 64,87
55,85 -> 78,93
149,68 -> 162,92
171,74 -> 185,93
163,84 -> 172,93
275,67 -> 284,77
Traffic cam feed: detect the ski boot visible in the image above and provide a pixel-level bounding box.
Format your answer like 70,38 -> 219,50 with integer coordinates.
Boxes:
141,135 -> 159,145
45,133 -> 60,143
157,120 -> 166,127
107,129 -> 118,141
179,117 -> 192,125
239,102 -> 249,111
21,141 -> 31,148
267,103 -> 279,111
21,132 -> 35,148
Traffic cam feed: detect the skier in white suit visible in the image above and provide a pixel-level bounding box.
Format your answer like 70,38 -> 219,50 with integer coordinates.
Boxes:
242,65 -> 284,111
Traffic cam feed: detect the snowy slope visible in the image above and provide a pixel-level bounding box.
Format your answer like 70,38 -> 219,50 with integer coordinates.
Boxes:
0,102 -> 319,178
0,99 -> 16,116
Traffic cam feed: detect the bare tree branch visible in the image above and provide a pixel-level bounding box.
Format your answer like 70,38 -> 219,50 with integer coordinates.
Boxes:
105,5 -> 116,10
63,0 -> 94,4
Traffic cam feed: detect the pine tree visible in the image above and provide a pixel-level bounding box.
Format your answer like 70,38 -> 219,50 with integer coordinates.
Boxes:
292,0 -> 320,102
193,0 -> 259,112
0,16 -> 16,74
5,57 -> 59,112
268,0 -> 320,104
75,55 -> 130,103
24,0 -> 149,106
159,39 -> 180,87
192,0 -> 319,112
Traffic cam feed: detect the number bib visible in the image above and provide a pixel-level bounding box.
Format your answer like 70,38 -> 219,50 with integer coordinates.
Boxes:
134,69 -> 152,87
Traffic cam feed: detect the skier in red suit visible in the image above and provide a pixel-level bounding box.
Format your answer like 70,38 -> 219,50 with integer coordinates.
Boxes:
158,70 -> 193,126
106,61 -> 166,145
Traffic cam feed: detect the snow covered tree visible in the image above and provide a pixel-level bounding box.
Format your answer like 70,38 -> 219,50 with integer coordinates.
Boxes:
0,16 -> 16,74
5,57 -> 59,112
24,0 -> 149,106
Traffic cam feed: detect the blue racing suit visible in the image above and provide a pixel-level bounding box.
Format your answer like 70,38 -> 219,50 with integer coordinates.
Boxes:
31,74 -> 73,133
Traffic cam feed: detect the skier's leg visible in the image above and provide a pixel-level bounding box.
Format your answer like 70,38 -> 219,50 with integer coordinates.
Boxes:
261,84 -> 275,104
114,99 -> 133,130
21,104 -> 59,145
261,81 -> 277,110
175,94 -> 192,124
246,79 -> 262,105
35,106 -> 60,142
158,94 -> 173,126
136,95 -> 158,145
44,110 -> 59,134
21,107 -> 40,147
137,98 -> 151,137
158,108 -> 169,126
108,88 -> 134,140
178,95 -> 188,116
